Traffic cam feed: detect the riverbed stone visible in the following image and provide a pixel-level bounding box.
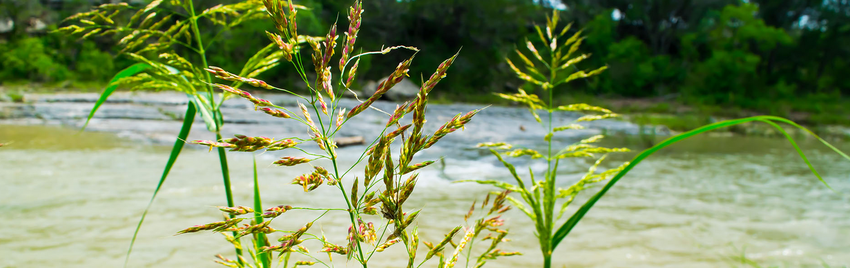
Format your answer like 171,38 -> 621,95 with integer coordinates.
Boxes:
1,92 -> 647,149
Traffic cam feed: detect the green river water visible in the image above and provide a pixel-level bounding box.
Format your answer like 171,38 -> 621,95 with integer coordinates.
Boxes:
1,125 -> 848,268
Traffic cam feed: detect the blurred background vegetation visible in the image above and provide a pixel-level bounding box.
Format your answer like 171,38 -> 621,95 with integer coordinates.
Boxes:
1,0 -> 848,125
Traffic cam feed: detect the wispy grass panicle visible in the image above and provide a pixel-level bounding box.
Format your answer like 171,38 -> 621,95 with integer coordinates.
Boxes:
441,190 -> 518,268
173,1 -> 512,268
346,54 -> 416,119
339,0 -> 363,72
464,9 -> 848,268
462,9 -> 630,267
59,2 -> 294,263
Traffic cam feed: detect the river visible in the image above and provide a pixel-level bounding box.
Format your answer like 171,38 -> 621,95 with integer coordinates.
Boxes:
1,98 -> 849,267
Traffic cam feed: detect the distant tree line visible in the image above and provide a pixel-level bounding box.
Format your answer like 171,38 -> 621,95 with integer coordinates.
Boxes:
1,0 -> 848,114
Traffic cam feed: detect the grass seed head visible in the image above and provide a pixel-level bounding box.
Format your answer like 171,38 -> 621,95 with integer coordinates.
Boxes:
312,133 -> 328,150
191,140 -> 236,151
263,0 -> 289,34
235,221 -> 274,239
399,210 -> 420,230
274,156 -> 310,166
213,84 -> 273,109
316,91 -> 329,115
477,142 -> 512,150
425,225 -> 462,260
336,108 -> 346,129
320,243 -> 348,255
376,238 -> 400,252
346,58 -> 360,88
214,83 -> 246,96
268,139 -> 298,151
259,107 -> 291,118
322,23 -> 338,70
222,135 -> 274,152
263,205 -> 293,218
339,0 -> 363,71
347,55 -> 414,119
361,206 -> 377,215
291,172 -> 324,192
177,218 -> 243,234
446,226 -> 476,268
350,177 -> 360,208
365,137 -> 390,183
358,220 -> 377,245
386,104 -> 407,127
217,206 -> 254,215
423,109 -> 479,149
398,173 -> 418,204
404,160 -> 433,174
420,52 -> 459,95
299,102 -> 318,132
214,254 -> 237,266
294,261 -> 316,267
386,124 -> 411,140
266,31 -> 294,61
207,67 -> 273,89
322,67 -> 334,101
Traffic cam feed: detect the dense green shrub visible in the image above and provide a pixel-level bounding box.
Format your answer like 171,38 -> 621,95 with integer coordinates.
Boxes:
0,37 -> 72,82
4,0 -> 850,119
75,41 -> 115,81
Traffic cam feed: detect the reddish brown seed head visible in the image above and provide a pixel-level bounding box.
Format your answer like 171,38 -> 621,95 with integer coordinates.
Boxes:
274,156 -> 310,166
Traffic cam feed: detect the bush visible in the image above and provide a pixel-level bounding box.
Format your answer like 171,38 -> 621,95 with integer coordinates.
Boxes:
74,41 -> 115,81
0,37 -> 72,82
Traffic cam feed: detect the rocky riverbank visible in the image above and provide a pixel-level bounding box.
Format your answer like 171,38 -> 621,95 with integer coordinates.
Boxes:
0,92 -> 656,148
2,91 -> 847,147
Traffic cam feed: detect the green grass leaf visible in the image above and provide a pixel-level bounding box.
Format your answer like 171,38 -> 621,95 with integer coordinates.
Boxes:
82,63 -> 151,130
252,154 -> 271,268
189,93 -> 218,132
550,115 -> 847,250
124,102 -> 196,267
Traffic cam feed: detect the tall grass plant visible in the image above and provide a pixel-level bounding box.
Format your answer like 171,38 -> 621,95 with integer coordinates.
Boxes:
469,10 -> 850,268
58,0 -> 293,265
174,0 -> 518,267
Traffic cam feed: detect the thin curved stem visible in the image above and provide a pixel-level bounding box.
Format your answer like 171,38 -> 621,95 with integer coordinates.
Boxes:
188,1 -> 242,264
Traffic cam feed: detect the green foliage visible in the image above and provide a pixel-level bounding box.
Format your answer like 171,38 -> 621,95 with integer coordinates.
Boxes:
598,37 -> 683,96
11,0 -> 850,122
684,49 -> 761,105
6,91 -> 24,103
74,42 -> 116,81
467,11 -> 627,267
0,37 -> 72,82
631,113 -> 713,132
681,3 -> 795,106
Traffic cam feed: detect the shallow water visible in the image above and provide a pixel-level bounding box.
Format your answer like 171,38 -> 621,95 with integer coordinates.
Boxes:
1,124 -> 848,268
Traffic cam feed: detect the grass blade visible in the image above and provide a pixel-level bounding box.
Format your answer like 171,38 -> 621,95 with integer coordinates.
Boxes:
124,101 -> 196,267
252,154 -> 271,268
82,63 -> 151,130
550,116 -> 846,249
189,93 -> 218,132
215,133 -> 243,263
